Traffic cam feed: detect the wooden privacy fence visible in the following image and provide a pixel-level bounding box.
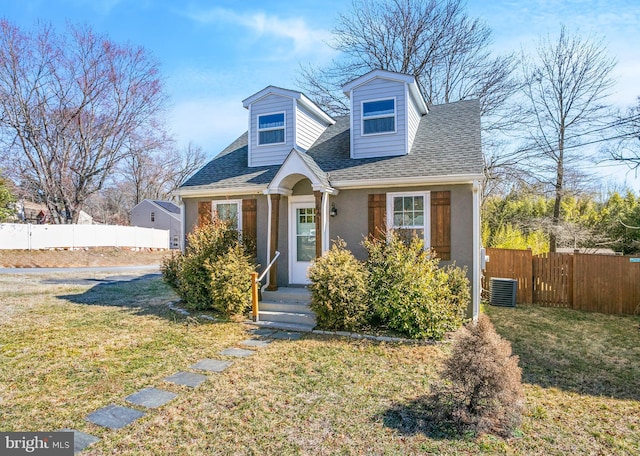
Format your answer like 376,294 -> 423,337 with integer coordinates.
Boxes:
483,248 -> 640,315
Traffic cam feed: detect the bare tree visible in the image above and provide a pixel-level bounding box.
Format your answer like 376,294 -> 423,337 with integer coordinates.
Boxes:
298,0 -> 519,132
608,97 -> 640,173
0,20 -> 169,223
519,26 -> 616,252
118,141 -> 206,206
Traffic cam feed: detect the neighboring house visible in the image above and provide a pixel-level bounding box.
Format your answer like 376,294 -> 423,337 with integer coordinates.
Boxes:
177,70 -> 483,318
131,199 -> 182,249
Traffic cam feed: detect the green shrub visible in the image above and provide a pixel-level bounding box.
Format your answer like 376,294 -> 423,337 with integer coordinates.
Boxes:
160,251 -> 183,291
207,244 -> 254,317
308,239 -> 369,331
428,314 -> 524,437
161,219 -> 255,316
363,231 -> 469,340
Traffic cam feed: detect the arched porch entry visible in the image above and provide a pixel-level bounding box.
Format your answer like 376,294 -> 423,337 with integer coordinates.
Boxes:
264,149 -> 337,289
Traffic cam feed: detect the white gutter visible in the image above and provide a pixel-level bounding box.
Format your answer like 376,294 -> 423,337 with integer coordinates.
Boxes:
331,174 -> 484,190
472,180 -> 481,321
175,188 -> 266,198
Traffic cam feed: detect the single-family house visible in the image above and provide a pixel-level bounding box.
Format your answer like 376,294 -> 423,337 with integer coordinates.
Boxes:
177,70 -> 483,319
131,199 -> 182,249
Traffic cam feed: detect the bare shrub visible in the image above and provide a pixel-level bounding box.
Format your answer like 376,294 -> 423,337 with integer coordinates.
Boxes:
429,314 -> 524,437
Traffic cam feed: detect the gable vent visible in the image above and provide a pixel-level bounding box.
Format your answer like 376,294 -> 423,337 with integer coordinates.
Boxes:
490,278 -> 517,307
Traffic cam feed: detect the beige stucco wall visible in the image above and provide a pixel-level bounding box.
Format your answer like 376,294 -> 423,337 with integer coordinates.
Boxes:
182,182 -> 476,315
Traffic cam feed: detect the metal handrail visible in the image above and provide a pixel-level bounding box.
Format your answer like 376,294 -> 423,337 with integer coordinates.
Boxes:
251,250 -> 280,322
258,250 -> 280,284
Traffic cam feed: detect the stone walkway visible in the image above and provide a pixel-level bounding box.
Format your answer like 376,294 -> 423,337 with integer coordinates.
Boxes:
70,324 -> 302,454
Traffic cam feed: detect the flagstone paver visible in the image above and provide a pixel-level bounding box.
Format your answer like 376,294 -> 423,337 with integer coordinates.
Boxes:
86,404 -> 145,430
164,371 -> 208,388
125,388 -> 177,409
249,328 -> 276,337
240,339 -> 271,348
66,304 -> 311,453
271,331 -> 303,341
61,429 -> 99,453
191,359 -> 233,372
220,347 -> 255,357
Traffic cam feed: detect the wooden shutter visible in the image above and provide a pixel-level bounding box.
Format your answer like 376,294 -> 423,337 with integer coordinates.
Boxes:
368,194 -> 386,239
242,199 -> 257,256
430,191 -> 451,260
197,201 -> 212,226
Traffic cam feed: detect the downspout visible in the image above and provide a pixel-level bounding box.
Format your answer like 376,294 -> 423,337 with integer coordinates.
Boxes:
472,180 -> 481,321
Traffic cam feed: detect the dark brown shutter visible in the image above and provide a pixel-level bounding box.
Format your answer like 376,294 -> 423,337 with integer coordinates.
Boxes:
197,201 -> 212,226
242,199 -> 257,256
430,191 -> 451,260
368,194 -> 386,239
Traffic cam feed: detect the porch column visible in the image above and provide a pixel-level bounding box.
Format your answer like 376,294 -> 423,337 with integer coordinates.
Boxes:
314,190 -> 323,259
268,194 -> 280,291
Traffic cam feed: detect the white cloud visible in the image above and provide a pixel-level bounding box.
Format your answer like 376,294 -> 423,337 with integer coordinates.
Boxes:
182,7 -> 334,60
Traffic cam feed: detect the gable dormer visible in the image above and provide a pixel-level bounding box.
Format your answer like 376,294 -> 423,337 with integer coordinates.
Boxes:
342,70 -> 428,159
242,86 -> 334,167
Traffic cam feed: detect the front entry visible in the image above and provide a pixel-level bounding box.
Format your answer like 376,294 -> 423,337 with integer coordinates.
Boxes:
289,197 -> 316,284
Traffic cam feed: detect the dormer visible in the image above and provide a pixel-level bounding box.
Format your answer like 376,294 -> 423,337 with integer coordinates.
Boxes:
242,86 -> 335,167
342,70 -> 428,159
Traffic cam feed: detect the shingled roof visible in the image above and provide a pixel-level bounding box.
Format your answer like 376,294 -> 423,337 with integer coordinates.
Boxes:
180,99 -> 483,193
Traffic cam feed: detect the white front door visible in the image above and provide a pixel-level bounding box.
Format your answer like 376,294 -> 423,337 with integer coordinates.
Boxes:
289,197 -> 316,284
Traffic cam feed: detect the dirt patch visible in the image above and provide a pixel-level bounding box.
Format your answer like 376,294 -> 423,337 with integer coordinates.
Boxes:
0,247 -> 173,268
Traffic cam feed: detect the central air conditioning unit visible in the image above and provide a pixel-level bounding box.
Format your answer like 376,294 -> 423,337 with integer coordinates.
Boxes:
490,278 -> 517,307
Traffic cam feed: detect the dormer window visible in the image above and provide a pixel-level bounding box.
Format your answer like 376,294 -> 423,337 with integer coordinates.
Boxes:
362,98 -> 395,135
258,112 -> 285,145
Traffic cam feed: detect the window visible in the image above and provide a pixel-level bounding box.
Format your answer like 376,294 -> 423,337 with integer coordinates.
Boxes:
258,112 -> 285,145
362,98 -> 395,135
386,192 -> 429,245
213,200 -> 242,231
150,211 -> 155,222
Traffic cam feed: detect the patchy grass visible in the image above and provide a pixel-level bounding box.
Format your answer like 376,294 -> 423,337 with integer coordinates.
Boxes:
1,274 -> 639,455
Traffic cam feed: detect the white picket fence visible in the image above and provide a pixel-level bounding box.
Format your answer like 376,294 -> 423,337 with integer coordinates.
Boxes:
0,223 -> 170,250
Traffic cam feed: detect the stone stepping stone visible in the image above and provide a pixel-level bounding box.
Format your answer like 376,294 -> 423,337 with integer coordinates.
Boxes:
220,347 -> 255,357
240,339 -> 271,348
60,429 -> 100,453
249,328 -> 276,337
164,371 -> 208,387
126,387 -> 177,409
86,404 -> 145,430
190,359 -> 233,372
271,331 -> 303,341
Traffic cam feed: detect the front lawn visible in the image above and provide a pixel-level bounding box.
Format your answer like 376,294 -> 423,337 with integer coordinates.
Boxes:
0,272 -> 638,454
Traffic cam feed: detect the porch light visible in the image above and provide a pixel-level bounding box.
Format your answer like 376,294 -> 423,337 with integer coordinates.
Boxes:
330,203 -> 338,217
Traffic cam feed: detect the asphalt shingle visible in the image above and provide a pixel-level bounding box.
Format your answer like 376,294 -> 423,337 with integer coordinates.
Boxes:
180,99 -> 482,191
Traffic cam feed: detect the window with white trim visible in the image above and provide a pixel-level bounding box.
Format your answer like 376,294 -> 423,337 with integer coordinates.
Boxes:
258,112 -> 285,145
386,191 -> 429,245
213,200 -> 242,232
362,98 -> 395,135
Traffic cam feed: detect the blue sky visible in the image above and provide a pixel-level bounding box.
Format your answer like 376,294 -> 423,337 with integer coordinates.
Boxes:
3,0 -> 640,190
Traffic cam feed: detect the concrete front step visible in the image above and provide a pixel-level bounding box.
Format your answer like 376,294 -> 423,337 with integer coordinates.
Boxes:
247,320 -> 315,332
259,301 -> 311,314
258,310 -> 316,326
262,288 -> 311,304
258,287 -> 315,329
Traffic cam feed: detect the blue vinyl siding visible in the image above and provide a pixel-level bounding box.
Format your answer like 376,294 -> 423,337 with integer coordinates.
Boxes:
351,78 -> 407,159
